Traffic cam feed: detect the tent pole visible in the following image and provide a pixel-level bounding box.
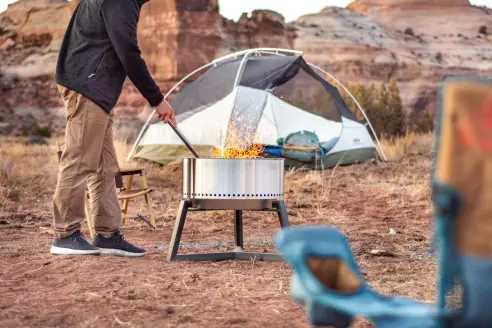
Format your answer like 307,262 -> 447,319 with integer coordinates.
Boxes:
211,48 -> 303,65
233,50 -> 254,87
219,50 -> 255,150
307,63 -> 388,162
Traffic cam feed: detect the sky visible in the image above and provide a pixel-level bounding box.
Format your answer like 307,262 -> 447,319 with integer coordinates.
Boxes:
0,0 -> 491,21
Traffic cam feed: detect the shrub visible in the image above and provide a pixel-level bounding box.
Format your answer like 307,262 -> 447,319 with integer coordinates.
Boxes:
20,124 -> 52,138
408,109 -> 434,133
387,78 -> 405,136
404,28 -> 415,36
296,78 -> 438,139
339,79 -> 406,138
479,25 -> 488,35
435,52 -> 443,63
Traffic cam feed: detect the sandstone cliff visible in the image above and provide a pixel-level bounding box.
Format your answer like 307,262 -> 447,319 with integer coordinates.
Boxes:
0,0 -> 491,137
295,1 -> 492,113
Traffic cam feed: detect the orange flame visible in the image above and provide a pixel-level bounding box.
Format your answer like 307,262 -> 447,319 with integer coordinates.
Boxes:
211,111 -> 264,158
211,144 -> 264,158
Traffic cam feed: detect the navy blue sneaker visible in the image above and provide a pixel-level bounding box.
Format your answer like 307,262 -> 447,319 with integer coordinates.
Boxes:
92,232 -> 146,257
51,231 -> 101,255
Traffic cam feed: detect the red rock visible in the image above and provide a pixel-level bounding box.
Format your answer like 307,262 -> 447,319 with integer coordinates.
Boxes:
0,0 -> 491,136
348,0 -> 471,13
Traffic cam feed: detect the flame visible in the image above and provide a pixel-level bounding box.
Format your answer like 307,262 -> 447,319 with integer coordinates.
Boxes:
211,111 -> 265,159
211,144 -> 264,158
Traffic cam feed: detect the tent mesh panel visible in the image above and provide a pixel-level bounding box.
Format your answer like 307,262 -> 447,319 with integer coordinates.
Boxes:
271,68 -> 342,122
170,59 -> 240,116
169,55 -> 359,124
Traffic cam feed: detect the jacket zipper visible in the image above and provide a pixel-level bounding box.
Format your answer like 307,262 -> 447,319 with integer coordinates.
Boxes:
89,52 -> 107,79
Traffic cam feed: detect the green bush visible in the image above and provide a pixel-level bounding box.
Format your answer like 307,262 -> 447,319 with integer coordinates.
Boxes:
339,79 -> 434,138
479,25 -> 488,35
435,52 -> 443,63
20,124 -> 52,138
283,78 -> 434,139
339,78 -> 405,138
404,28 -> 415,36
408,109 -> 434,133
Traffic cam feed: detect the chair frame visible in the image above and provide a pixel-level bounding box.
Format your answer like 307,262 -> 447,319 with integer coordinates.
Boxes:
432,75 -> 492,328
117,167 -> 156,228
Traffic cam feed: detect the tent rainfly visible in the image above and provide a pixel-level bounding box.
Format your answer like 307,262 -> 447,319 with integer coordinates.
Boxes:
128,48 -> 386,168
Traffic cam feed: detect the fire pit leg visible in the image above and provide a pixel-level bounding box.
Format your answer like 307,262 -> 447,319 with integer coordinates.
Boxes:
167,200 -> 190,261
234,210 -> 244,251
275,201 -> 290,228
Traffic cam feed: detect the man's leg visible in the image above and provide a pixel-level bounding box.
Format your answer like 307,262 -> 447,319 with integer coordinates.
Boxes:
87,111 -> 122,236
89,112 -> 146,257
51,85 -> 109,255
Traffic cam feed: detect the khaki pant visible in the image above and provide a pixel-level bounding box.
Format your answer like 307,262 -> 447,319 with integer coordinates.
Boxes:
53,85 -> 121,238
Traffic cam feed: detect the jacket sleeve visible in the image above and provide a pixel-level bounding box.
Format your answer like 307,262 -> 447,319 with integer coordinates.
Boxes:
100,0 -> 164,107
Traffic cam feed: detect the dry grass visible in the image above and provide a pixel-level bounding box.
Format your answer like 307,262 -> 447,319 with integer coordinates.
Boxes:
0,137 -> 60,206
280,132 -> 434,224
380,131 -> 434,161
0,136 -> 142,207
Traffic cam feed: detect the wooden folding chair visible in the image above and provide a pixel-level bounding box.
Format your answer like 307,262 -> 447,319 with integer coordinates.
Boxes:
116,167 -> 156,229
55,142 -> 156,238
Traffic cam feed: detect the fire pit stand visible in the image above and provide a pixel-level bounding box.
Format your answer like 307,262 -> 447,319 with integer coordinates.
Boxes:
166,158 -> 289,262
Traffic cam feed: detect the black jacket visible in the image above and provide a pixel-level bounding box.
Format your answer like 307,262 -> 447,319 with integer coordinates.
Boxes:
55,0 -> 164,113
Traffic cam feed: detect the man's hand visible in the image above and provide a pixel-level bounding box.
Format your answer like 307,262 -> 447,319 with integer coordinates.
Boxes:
155,100 -> 177,126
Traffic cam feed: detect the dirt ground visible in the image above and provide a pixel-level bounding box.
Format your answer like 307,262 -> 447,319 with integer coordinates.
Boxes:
0,138 -> 436,328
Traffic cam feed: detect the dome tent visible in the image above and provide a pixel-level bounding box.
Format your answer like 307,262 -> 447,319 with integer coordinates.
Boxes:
128,48 -> 386,168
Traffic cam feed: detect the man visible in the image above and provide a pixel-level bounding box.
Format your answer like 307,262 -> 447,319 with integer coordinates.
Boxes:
51,0 -> 176,256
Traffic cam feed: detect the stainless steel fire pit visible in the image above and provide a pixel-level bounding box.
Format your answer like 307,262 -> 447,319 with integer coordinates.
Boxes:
182,158 -> 285,210
167,158 -> 290,262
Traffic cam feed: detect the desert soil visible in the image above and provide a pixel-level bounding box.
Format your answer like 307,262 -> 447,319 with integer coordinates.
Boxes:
0,139 -> 436,328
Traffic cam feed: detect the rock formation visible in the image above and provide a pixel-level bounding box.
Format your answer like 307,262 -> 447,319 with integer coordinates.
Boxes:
348,0 -> 472,13
0,0 -> 491,138
348,0 -> 492,36
295,1 -> 492,113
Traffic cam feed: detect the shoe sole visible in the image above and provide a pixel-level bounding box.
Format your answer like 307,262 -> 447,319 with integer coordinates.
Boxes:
50,246 -> 101,255
98,248 -> 146,257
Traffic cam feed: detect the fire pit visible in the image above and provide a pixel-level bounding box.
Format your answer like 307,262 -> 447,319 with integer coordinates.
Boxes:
167,157 -> 290,262
183,157 -> 285,209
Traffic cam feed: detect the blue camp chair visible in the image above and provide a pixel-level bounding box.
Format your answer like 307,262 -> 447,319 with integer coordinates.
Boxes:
275,226 -> 439,328
275,75 -> 492,328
